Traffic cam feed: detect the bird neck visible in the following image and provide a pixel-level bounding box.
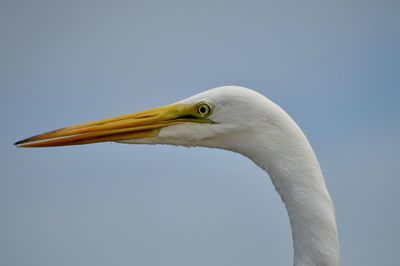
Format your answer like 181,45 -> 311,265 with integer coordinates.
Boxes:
237,123 -> 339,266
267,154 -> 339,266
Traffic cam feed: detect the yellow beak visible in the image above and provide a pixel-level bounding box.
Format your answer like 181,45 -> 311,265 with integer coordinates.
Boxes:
15,103 -> 213,148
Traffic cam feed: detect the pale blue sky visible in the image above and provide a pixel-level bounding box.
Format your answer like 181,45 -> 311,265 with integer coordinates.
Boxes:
1,1 -> 399,265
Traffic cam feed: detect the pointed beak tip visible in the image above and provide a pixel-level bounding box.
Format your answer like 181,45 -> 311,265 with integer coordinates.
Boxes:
14,138 -> 33,148
14,141 -> 26,148
14,140 -> 22,146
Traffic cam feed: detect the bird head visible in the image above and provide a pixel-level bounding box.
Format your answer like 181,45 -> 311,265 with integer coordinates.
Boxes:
15,86 -> 274,152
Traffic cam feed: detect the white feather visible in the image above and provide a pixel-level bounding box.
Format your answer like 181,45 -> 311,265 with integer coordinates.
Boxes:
121,86 -> 339,266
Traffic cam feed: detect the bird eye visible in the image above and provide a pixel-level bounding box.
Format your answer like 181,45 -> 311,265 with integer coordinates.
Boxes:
195,102 -> 212,117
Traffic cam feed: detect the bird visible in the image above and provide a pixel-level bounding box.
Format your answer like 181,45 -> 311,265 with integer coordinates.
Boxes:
15,86 -> 339,266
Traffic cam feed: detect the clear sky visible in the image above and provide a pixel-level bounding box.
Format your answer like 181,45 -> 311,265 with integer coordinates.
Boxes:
1,1 -> 399,265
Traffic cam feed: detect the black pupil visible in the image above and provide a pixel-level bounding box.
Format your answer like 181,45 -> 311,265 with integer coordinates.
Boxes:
199,106 -> 207,114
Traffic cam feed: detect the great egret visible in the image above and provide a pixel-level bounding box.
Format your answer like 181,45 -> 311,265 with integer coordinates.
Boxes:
15,86 -> 339,266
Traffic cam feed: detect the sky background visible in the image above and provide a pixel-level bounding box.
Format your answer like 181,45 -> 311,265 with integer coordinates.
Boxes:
1,1 -> 400,265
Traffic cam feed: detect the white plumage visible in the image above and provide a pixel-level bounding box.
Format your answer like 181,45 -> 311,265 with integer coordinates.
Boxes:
16,86 -> 339,266
124,86 -> 339,265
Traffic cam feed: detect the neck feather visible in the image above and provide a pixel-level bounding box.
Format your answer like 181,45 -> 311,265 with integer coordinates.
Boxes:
236,108 -> 339,266
266,150 -> 339,266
